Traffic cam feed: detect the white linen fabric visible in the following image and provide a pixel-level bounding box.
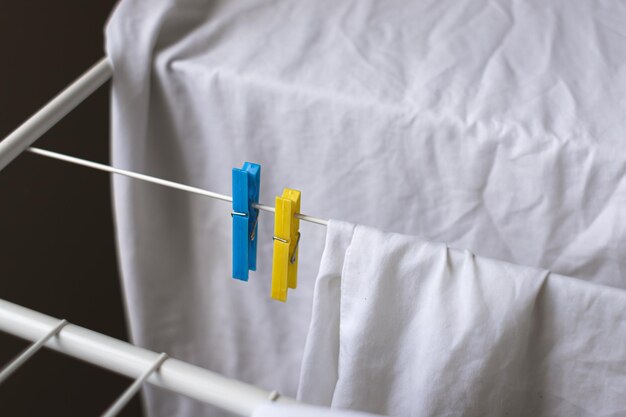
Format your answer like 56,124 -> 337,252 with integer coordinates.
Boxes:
105,0 -> 626,416
253,403 -> 385,417
299,220 -> 626,416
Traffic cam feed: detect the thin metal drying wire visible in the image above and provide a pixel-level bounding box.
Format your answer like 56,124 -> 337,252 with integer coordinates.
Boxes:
27,147 -> 328,226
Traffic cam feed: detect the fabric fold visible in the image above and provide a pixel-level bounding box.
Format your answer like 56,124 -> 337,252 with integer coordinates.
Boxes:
299,220 -> 626,417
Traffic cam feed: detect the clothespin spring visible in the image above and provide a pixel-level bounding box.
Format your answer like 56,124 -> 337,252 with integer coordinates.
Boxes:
232,210 -> 259,240
272,232 -> 301,264
249,213 -> 259,241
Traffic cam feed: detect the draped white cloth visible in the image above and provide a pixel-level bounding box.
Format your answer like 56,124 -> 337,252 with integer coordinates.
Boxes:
299,221 -> 626,416
105,0 -> 626,415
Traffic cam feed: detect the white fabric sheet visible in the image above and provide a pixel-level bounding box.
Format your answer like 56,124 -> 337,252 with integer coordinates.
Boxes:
253,403 -> 385,417
105,0 -> 626,416
300,220 -> 626,416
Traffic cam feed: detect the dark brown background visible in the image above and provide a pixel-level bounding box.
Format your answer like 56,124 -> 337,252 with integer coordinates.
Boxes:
0,2 -> 144,416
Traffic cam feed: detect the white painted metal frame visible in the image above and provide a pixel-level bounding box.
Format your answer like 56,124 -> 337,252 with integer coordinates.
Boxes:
0,58 -> 301,415
0,299 -> 294,416
0,58 -> 112,172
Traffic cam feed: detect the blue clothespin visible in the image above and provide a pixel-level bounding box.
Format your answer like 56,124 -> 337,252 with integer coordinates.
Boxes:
232,162 -> 261,281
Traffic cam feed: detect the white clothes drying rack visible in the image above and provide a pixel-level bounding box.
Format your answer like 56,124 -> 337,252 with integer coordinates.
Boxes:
0,299 -> 293,416
0,57 -> 329,415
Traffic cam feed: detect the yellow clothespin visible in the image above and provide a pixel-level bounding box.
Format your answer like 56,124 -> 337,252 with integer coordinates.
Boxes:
271,188 -> 301,302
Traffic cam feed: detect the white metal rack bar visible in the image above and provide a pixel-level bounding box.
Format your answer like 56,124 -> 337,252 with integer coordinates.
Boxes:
0,299 -> 296,416
0,319 -> 68,385
0,57 -> 112,172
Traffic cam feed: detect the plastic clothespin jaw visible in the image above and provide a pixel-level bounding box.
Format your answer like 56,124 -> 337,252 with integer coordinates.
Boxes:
232,162 -> 261,281
271,188 -> 301,302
